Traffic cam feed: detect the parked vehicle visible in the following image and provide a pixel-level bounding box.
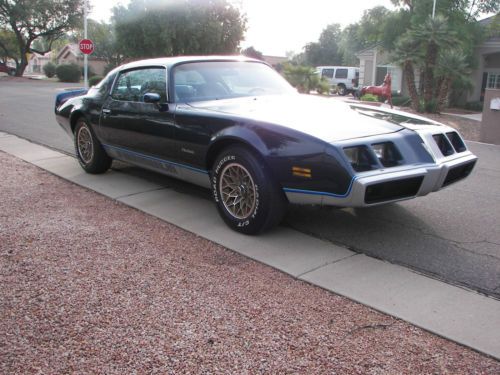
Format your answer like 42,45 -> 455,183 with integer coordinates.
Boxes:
0,63 -> 16,76
315,66 -> 359,95
54,56 -> 477,234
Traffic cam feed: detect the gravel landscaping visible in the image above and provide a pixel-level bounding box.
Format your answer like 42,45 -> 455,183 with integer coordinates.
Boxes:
1,151 -> 499,374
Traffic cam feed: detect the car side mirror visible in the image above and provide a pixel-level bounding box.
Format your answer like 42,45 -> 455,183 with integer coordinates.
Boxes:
143,92 -> 161,103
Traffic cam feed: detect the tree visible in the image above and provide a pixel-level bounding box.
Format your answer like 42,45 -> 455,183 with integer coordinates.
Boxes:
435,49 -> 471,111
242,46 -> 263,60
112,0 -> 246,59
393,35 -> 422,111
0,28 -> 18,64
303,24 -> 343,66
0,0 -> 83,76
74,19 -> 123,69
409,15 -> 458,108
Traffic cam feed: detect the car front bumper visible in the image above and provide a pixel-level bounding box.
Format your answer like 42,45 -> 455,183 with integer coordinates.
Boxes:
284,152 -> 477,207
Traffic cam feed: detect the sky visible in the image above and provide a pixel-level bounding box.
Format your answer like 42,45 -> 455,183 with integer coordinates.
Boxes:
89,0 -> 396,56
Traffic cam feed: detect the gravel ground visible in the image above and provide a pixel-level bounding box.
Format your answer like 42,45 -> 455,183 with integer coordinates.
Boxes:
1,151 -> 499,374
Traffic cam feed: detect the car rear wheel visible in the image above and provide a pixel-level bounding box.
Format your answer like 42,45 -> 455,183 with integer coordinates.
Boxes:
337,84 -> 347,96
74,117 -> 112,174
211,147 -> 287,234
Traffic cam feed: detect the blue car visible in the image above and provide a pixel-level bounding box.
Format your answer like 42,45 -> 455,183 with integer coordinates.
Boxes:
55,56 -> 477,234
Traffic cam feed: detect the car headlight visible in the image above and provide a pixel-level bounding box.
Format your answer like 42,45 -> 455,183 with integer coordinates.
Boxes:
343,146 -> 377,172
371,142 -> 403,167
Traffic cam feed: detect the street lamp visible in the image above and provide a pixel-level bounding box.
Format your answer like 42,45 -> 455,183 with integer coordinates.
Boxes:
432,0 -> 437,18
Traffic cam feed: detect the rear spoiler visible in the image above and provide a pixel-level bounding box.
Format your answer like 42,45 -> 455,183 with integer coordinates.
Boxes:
55,88 -> 88,109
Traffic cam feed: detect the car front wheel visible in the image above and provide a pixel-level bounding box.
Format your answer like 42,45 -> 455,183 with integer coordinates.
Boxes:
211,147 -> 287,234
74,117 -> 112,174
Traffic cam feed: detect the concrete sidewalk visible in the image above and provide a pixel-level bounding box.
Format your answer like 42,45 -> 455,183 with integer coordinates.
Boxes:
1,131 -> 499,361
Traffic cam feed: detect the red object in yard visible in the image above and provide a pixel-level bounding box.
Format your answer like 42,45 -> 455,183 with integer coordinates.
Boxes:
360,74 -> 393,108
79,39 -> 94,55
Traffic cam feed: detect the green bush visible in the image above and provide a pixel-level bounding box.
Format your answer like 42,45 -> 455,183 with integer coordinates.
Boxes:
43,62 -> 56,78
463,101 -> 483,112
56,64 -> 81,83
283,64 -> 321,94
360,93 -> 379,102
391,96 -> 411,107
316,79 -> 331,95
89,75 -> 103,86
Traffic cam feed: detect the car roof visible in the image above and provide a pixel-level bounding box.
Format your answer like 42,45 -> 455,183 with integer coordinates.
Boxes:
116,55 -> 265,71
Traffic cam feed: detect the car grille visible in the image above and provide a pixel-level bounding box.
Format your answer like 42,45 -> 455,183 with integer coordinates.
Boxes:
364,176 -> 424,204
442,160 -> 476,187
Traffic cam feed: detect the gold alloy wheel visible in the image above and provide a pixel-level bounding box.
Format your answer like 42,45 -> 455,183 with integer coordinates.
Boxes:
77,125 -> 94,164
219,162 -> 257,219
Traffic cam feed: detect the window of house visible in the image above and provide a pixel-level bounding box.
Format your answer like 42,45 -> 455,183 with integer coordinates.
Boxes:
487,73 -> 500,89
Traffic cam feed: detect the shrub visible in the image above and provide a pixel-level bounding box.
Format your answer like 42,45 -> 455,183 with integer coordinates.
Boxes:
464,101 -> 483,112
89,75 -> 103,86
56,64 -> 81,83
43,62 -> 56,78
316,79 -> 331,95
360,93 -> 379,102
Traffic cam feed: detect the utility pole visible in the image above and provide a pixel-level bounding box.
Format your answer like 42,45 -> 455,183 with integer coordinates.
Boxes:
84,0 -> 88,88
432,0 -> 437,18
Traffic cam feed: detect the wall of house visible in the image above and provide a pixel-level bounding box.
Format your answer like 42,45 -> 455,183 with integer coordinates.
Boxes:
481,89 -> 500,145
468,37 -> 500,102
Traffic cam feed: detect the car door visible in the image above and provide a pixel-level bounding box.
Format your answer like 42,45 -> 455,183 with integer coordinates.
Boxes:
99,66 -> 178,163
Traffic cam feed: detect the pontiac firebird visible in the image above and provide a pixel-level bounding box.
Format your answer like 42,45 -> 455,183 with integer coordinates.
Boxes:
54,56 -> 477,234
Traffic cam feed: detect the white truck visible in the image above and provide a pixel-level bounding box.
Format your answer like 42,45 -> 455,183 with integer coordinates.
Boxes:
315,66 -> 359,96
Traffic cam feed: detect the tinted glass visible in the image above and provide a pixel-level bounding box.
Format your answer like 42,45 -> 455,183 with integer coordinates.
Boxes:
112,67 -> 167,102
321,69 -> 334,79
335,68 -> 348,79
172,61 -> 295,102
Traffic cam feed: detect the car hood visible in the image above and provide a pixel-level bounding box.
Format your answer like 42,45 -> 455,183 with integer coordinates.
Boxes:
187,94 -> 441,143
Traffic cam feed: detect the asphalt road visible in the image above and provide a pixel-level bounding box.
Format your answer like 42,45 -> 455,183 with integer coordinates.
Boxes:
1,78 -> 499,299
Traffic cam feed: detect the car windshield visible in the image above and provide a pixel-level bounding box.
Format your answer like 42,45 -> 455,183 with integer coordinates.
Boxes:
173,61 -> 296,102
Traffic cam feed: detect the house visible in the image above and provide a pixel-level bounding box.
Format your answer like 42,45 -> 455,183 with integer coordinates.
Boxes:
26,51 -> 53,74
56,44 -> 107,76
469,16 -> 500,102
355,44 -> 406,94
26,43 -> 108,76
262,55 -> 288,69
356,15 -> 500,103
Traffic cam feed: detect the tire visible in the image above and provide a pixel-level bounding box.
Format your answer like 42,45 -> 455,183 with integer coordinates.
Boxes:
337,84 -> 347,96
74,117 -> 112,174
211,147 -> 287,234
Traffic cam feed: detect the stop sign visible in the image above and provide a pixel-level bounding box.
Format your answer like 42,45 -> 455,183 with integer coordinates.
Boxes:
79,39 -> 94,55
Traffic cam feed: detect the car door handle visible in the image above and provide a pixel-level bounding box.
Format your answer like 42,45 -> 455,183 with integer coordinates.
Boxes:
102,108 -> 111,115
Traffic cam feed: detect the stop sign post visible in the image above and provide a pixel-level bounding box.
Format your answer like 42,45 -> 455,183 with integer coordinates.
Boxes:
79,37 -> 94,89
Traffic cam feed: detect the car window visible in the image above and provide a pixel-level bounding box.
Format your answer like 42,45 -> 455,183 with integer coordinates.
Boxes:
172,61 -> 295,102
111,67 -> 167,102
335,68 -> 348,79
321,69 -> 334,79
96,73 -> 116,96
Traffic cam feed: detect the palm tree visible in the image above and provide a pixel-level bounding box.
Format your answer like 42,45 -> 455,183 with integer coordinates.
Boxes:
435,49 -> 472,112
409,15 -> 458,109
393,35 -> 422,111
